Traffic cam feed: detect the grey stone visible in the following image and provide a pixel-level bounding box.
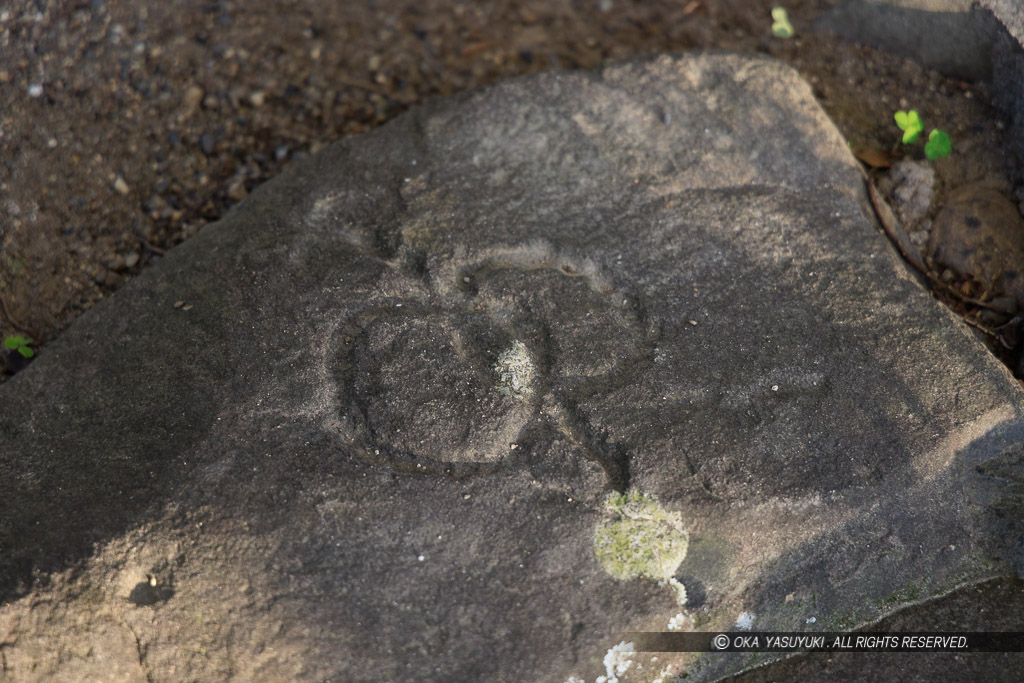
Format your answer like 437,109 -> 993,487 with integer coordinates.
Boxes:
1,52 -> 1023,681
987,1 -> 1024,178
881,160 -> 937,230
927,182 -> 1024,304
986,0 -> 1024,45
732,577 -> 1024,682
814,0 -> 1004,81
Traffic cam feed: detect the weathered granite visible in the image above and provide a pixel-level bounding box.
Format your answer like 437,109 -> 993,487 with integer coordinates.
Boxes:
988,0 -> 1024,178
2,52 -> 1023,682
986,0 -> 1024,43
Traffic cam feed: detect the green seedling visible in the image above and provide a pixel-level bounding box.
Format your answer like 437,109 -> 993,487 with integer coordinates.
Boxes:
893,110 -> 952,160
924,129 -> 952,159
894,110 -> 924,144
771,7 -> 794,38
4,335 -> 34,358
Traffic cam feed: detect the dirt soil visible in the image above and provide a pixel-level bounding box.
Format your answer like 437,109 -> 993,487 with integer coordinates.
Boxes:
0,0 -> 1019,381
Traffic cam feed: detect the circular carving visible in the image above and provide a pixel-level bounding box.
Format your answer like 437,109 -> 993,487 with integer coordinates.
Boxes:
346,310 -> 533,467
329,246 -> 658,486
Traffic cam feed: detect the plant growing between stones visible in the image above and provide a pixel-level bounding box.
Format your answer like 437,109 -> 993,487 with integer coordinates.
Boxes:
894,109 -> 951,160
3,335 -> 34,358
924,129 -> 951,159
894,110 -> 923,144
771,7 -> 794,39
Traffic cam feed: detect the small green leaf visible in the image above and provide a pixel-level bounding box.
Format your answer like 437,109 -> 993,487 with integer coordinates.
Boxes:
771,7 -> 794,38
894,110 -> 923,144
924,129 -> 951,159
4,336 -> 34,358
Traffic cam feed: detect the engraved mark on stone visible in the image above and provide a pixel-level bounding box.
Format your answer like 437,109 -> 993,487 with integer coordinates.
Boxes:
331,241 -> 659,490
334,302 -> 538,477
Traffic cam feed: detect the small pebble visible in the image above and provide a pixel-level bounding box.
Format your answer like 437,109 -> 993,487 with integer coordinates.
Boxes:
182,85 -> 203,111
113,176 -> 130,195
227,178 -> 248,201
27,83 -> 43,98
200,132 -> 215,155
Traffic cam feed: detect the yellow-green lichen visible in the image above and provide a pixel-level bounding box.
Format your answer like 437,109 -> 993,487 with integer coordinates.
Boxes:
594,490 -> 689,581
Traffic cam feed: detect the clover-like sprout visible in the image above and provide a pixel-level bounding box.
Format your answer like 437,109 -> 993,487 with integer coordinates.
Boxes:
924,129 -> 952,159
894,110 -> 924,144
3,336 -> 34,359
771,7 -> 794,39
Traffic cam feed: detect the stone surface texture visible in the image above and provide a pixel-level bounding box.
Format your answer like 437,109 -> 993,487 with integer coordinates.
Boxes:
927,181 -> 1024,302
988,0 -> 1024,179
2,52 -> 1024,682
815,0 -> 1002,81
987,0 -> 1024,44
883,160 -> 937,230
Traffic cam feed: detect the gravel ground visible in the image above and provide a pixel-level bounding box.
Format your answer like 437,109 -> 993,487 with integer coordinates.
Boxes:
0,0 -> 1018,379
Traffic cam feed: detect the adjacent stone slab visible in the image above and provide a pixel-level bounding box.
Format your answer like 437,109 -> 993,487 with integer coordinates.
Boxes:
2,52 -> 1023,682
815,0 -> 1002,81
816,0 -> 1024,174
